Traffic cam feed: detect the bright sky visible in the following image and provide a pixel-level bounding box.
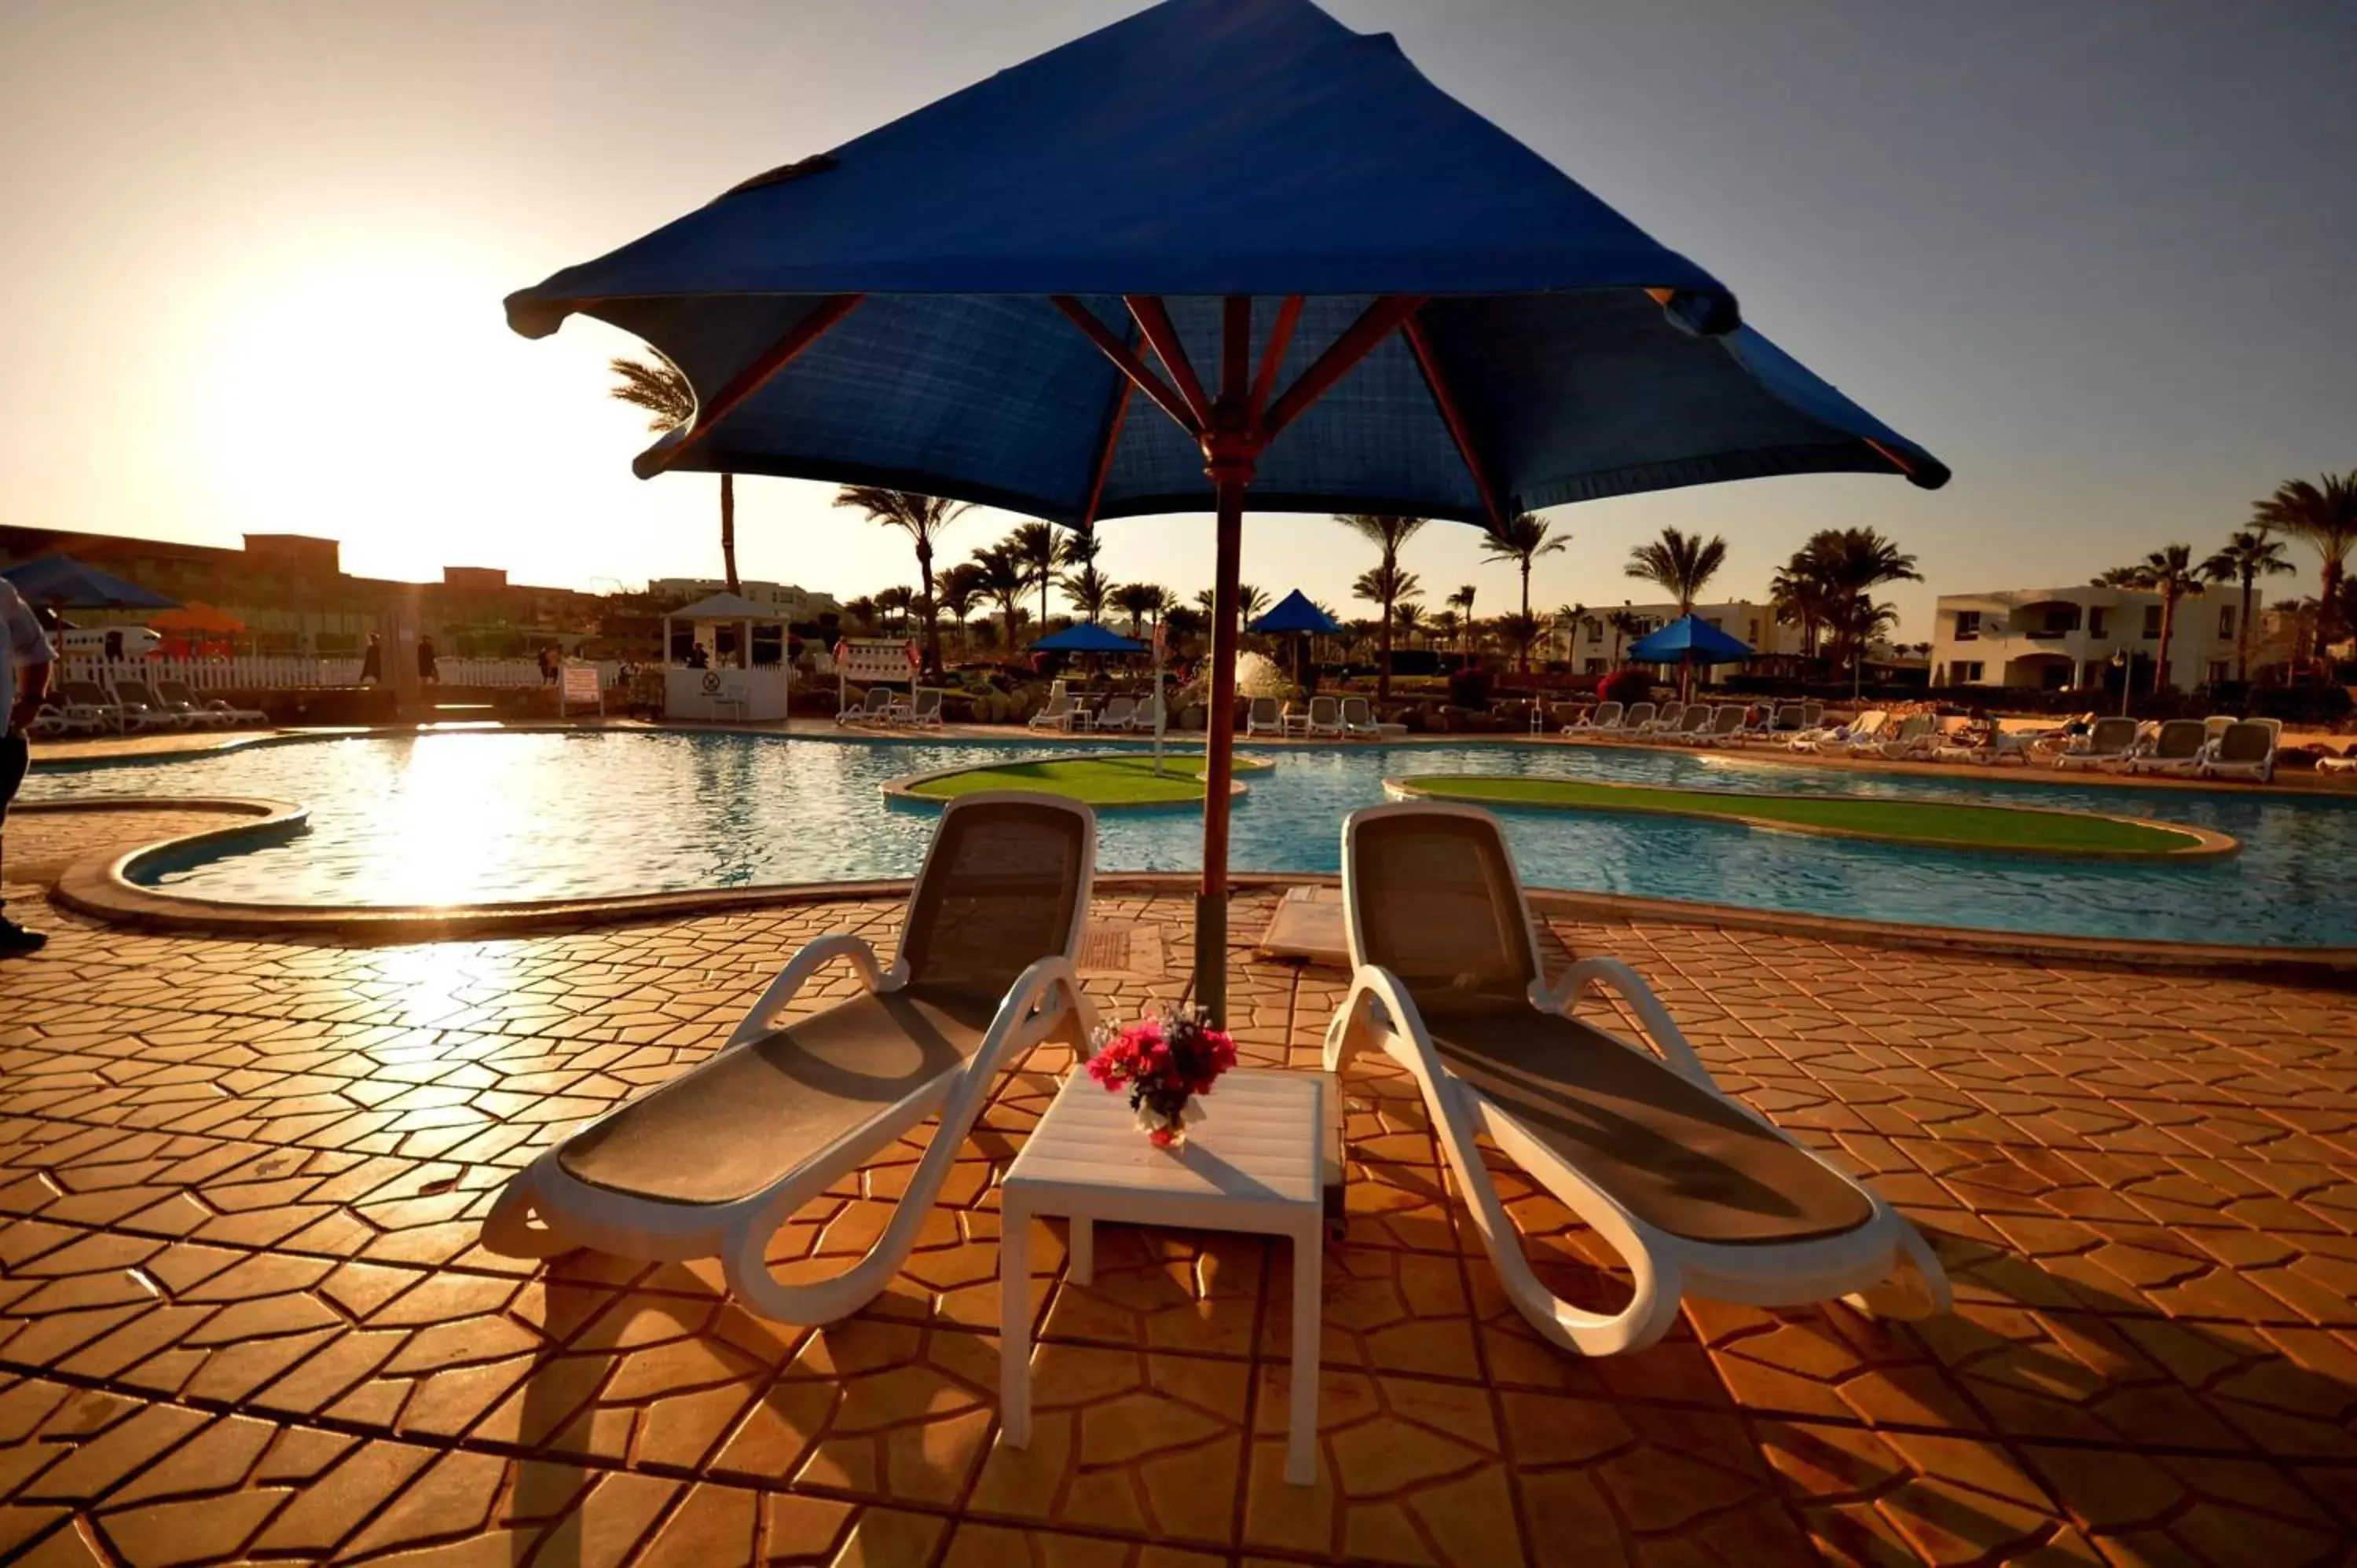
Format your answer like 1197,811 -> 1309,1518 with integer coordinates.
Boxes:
4,0 -> 2352,635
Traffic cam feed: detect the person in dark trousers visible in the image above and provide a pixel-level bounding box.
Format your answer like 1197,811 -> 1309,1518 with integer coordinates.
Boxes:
1,577 -> 57,955
686,641 -> 710,670
418,636 -> 439,683
360,633 -> 383,684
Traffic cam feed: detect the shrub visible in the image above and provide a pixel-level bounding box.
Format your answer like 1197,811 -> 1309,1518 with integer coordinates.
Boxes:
1446,665 -> 1494,709
1598,667 -> 1655,708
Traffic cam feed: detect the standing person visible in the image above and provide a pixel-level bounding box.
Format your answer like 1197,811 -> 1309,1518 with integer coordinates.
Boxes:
360,633 -> 383,684
1,575 -> 57,955
418,636 -> 439,684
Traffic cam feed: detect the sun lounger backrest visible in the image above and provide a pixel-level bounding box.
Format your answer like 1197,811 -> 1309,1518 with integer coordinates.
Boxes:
864,687 -> 896,714
1308,694 -> 1339,724
2212,720 -> 2275,764
1713,705 -> 1745,732
910,688 -> 942,716
1341,696 -> 1372,726
157,680 -> 199,705
900,797 -> 1093,1007
1249,696 -> 1280,722
1346,808 -> 1538,1017
115,680 -> 162,707
1589,702 -> 1621,728
59,682 -> 111,707
2084,716 -> 2139,753
2150,719 -> 2207,759
2204,716 -> 2234,742
1622,702 -> 1654,730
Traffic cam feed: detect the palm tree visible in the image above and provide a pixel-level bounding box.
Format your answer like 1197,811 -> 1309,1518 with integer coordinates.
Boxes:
1336,514 -> 1428,698
1802,528 -> 1922,696
1193,584 -> 1270,624
1446,584 -> 1478,650
1623,526 -> 1728,614
1427,609 -> 1461,652
2106,544 -> 2205,694
1479,512 -> 1570,669
872,584 -> 915,636
935,562 -> 985,656
2200,529 -> 2295,680
833,487 -> 972,676
2253,472 -> 2357,658
842,595 -> 878,636
1769,554 -> 1840,661
1060,561 -> 1114,624
1005,522 -> 1068,629
610,355 -> 741,594
1606,608 -> 1643,665
1112,582 -> 1165,638
1352,563 -> 1420,667
1495,612 -> 1541,669
970,546 -> 1030,653
1391,598 -> 1425,651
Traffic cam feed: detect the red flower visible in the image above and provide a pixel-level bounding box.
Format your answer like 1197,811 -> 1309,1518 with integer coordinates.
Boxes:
1148,1127 -> 1174,1149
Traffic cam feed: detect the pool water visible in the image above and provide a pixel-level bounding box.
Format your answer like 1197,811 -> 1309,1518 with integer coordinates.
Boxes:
24,731 -> 2356,947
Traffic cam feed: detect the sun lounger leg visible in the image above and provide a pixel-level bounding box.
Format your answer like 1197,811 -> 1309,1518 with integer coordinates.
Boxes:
1845,1220 -> 1952,1321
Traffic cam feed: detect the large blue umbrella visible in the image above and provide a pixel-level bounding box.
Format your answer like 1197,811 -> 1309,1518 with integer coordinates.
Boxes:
504,0 -> 1946,1019
1031,621 -> 1146,654
1249,590 -> 1343,636
2,554 -> 179,612
1627,614 -> 1754,665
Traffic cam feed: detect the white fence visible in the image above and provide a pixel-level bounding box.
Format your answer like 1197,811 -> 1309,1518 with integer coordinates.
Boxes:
54,656 -> 621,692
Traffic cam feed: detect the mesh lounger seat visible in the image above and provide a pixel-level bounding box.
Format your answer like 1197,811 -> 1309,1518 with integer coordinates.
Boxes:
483,793 -> 1101,1323
2199,718 -> 2279,783
1323,803 -> 1948,1355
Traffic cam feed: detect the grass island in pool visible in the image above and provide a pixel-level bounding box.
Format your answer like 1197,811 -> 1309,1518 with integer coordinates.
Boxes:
889,753 -> 1273,809
1385,775 -> 2235,859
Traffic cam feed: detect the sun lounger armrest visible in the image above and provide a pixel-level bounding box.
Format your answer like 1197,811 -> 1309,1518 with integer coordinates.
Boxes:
726,933 -> 888,1049
997,953 -> 1101,1058
1538,958 -> 1714,1090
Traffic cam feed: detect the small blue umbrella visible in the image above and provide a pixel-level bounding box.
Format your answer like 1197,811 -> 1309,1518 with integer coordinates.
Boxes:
2,554 -> 179,612
1626,614 -> 1753,665
1249,590 -> 1343,636
1031,621 -> 1146,654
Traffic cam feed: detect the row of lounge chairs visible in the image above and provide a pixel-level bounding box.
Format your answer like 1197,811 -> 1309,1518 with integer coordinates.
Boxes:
485,792 -> 1947,1354
1030,685 -> 1167,733
28,677 -> 266,737
1244,693 -> 1386,738
1564,698 -> 1821,747
835,686 -> 945,727
1794,708 -> 2282,782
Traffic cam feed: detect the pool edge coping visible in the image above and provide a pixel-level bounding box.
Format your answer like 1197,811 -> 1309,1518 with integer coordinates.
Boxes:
22,796 -> 2354,978
1380,775 -> 2241,860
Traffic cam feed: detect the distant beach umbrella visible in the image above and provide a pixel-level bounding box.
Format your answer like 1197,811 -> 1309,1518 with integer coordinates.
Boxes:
502,0 -> 1945,1019
1,554 -> 179,612
1030,621 -> 1147,654
1626,614 -> 1754,665
1249,590 -> 1344,636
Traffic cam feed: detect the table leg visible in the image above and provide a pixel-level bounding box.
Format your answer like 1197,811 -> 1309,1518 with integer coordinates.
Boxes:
1286,1222 -> 1321,1486
1000,1203 -> 1031,1449
1069,1214 -> 1093,1286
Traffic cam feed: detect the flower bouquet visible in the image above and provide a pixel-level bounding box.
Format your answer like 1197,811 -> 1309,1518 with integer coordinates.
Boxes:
1084,1007 -> 1240,1149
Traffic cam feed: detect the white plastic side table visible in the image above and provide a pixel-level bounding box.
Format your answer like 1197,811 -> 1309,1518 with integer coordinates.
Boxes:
999,1067 -> 1325,1486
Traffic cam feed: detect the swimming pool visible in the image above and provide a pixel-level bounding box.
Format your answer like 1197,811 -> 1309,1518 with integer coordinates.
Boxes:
24,730 -> 2356,947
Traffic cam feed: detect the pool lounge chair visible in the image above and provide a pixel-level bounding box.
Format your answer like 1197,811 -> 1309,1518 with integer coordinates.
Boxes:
27,700 -> 106,738
2051,716 -> 2142,771
105,679 -> 187,733
158,680 -> 262,727
2121,718 -> 2210,777
482,793 -> 1102,1323
1691,705 -> 1747,745
1323,803 -> 1949,1356
1663,705 -> 1717,743
1303,694 -> 1343,739
1799,709 -> 1885,753
145,680 -> 229,728
1092,694 -> 1137,733
1341,695 -> 1382,738
1615,701 -> 1657,736
1636,701 -> 1684,738
53,681 -> 126,734
1028,687 -> 1080,731
2198,718 -> 2279,783
1245,695 -> 1285,737
840,686 -> 896,727
1868,713 -> 1941,760
1564,701 -> 1622,735
1131,692 -> 1167,735
904,687 -> 945,728
1932,725 -> 2032,766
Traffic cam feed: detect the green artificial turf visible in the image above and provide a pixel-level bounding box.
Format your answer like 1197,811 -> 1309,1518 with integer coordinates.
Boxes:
906,753 -> 1263,807
1394,775 -> 2206,856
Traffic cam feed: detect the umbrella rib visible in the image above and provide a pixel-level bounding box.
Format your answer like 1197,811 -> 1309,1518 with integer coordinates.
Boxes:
1124,297 -> 1215,428
639,294 -> 865,476
1401,310 -> 1507,530
1262,295 -> 1427,440
1051,297 -> 1202,436
1080,379 -> 1133,530
1248,296 -> 1304,417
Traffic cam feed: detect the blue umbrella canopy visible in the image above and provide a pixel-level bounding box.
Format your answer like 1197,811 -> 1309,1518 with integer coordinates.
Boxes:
1249,589 -> 1343,636
1627,614 -> 1754,665
1031,621 -> 1146,654
503,0 -> 1947,1019
2,554 -> 178,612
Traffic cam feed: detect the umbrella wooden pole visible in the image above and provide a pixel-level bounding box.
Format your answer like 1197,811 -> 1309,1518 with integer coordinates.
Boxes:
1197,476 -> 1244,1025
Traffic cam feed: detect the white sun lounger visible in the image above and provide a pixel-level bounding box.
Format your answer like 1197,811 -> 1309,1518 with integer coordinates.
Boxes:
2198,718 -> 2279,783
1799,709 -> 1886,753
2051,716 -> 2142,771
1028,687 -> 1080,731
1324,803 -> 1948,1357
1245,695 -> 1285,737
841,686 -> 896,727
1303,694 -> 1343,738
1093,694 -> 1137,733
2121,718 -> 2210,776
1564,700 -> 1622,735
482,793 -> 1101,1323
104,679 -> 187,733
1340,695 -> 1381,738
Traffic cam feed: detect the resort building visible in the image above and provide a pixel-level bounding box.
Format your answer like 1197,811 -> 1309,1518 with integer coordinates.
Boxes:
649,577 -> 840,621
1930,584 -> 2241,691
1560,599 -> 1803,675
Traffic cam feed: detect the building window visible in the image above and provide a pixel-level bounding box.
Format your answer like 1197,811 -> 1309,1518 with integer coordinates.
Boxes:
1953,661 -> 1984,683
1952,610 -> 1981,641
2088,606 -> 2108,638
2208,661 -> 2230,686
2218,605 -> 2236,639
2142,605 -> 2162,639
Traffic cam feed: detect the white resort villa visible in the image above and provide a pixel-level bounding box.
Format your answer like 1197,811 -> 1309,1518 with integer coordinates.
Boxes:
1930,584 -> 2243,691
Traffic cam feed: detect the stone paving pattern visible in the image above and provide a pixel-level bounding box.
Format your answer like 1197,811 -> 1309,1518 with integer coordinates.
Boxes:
2,811 -> 2355,1565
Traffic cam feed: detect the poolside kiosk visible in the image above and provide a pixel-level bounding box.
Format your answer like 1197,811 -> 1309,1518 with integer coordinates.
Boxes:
662,591 -> 790,722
